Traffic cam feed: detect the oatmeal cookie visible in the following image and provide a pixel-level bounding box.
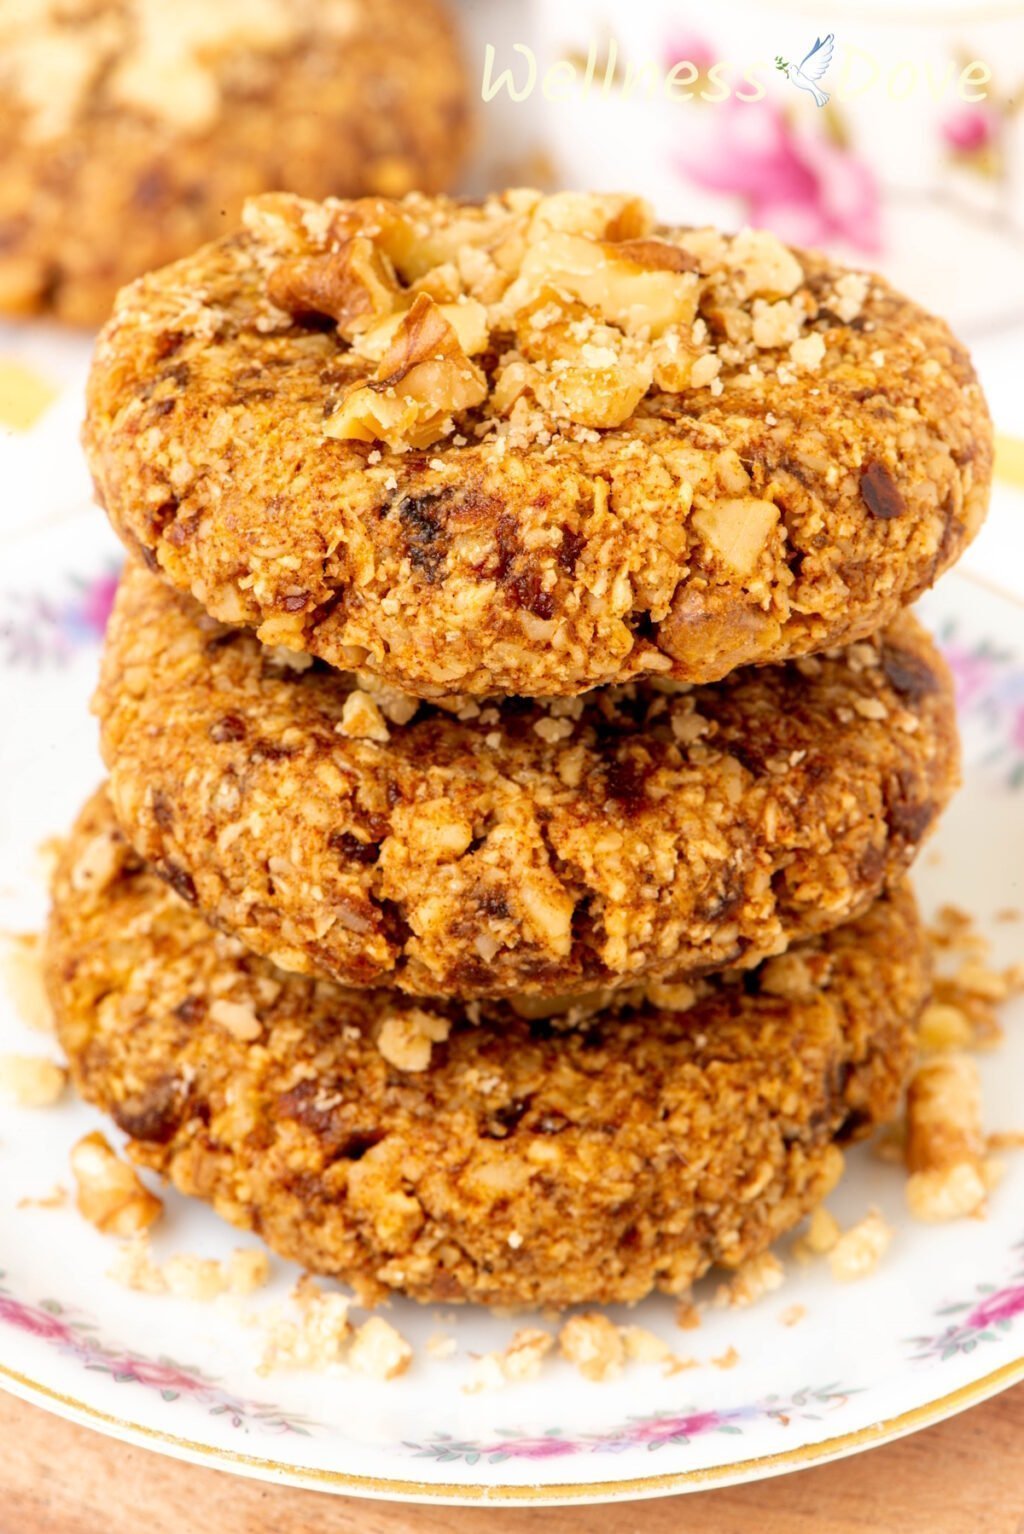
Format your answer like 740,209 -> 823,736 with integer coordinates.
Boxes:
48,788 -> 925,1308
96,561 -> 957,1001
0,0 -> 468,327
84,189 -> 991,695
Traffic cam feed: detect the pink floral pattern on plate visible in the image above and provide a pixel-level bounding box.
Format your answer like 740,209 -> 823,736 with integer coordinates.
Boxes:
935,617 -> 1024,790
404,1386 -> 855,1465
0,563 -> 120,667
0,1274 -> 316,1436
907,1239 -> 1024,1363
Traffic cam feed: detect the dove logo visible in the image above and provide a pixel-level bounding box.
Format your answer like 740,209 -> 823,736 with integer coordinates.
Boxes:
775,33 -> 834,109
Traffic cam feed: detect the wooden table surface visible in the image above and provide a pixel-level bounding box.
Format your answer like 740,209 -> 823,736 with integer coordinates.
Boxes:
1,1383 -> 1021,1533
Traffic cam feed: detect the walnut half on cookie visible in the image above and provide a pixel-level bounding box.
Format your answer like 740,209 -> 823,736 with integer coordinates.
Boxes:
84,187 -> 991,695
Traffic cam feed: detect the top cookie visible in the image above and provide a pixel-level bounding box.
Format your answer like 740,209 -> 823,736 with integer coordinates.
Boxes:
0,0 -> 468,327
84,189 -> 992,697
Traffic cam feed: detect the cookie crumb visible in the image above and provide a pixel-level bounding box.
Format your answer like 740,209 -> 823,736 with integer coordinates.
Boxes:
258,1283 -> 352,1374
779,1304 -> 806,1327
792,1205 -> 840,1261
828,1209 -> 891,1281
559,1312 -> 624,1381
0,1053 -> 66,1107
107,1235 -> 167,1293
712,1345 -> 740,1370
715,1252 -> 785,1308
675,1298 -> 702,1330
426,1332 -> 457,1360
17,1183 -> 68,1210
620,1325 -> 674,1365
349,1316 -> 413,1380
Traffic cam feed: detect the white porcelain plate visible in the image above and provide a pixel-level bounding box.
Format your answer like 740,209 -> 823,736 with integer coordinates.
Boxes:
1,507 -> 1022,1508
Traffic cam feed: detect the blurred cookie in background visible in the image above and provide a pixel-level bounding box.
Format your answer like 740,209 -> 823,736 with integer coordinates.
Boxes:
0,0 -> 470,328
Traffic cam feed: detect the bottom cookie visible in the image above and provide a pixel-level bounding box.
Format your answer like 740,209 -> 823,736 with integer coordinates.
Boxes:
47,788 -> 926,1309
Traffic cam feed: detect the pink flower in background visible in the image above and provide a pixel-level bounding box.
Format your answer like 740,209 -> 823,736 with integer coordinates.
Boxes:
663,30 -> 715,74
673,99 -> 882,253
942,104 -> 998,154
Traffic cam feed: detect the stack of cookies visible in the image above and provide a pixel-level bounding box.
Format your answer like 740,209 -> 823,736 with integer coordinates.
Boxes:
48,189 -> 991,1309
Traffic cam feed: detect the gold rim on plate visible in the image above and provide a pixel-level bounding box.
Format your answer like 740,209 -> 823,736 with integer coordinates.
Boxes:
1,1354 -> 1021,1505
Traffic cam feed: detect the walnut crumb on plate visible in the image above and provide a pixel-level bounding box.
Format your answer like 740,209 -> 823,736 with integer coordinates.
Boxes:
0,1052 -> 66,1107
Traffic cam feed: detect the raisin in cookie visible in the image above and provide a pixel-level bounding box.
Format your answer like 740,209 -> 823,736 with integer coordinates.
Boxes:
0,0 -> 468,327
84,189 -> 991,692
48,787 -> 925,1308
94,560 -> 957,1001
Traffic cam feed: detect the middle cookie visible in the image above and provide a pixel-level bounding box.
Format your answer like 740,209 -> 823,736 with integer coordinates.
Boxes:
97,562 -> 958,1000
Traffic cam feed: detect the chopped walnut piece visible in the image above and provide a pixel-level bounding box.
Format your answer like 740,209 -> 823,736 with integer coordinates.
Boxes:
532,190 -> 654,243
907,1162 -> 990,1223
831,272 -> 870,324
498,1328 -> 555,1383
164,1253 -> 230,1302
338,689 -> 390,743
726,228 -> 803,300
228,1248 -> 272,1294
0,1053 -> 66,1107
267,237 -> 401,338
559,1312 -> 624,1381
502,292 -> 654,428
905,1055 -> 983,1174
502,230 -> 699,339
462,1353 -> 508,1394
689,352 -> 722,390
353,296 -> 489,364
258,1283 -> 352,1374
376,1008 -> 451,1072
758,952 -> 816,1000
828,1209 -> 892,1281
789,332 -> 826,370
70,1132 -> 163,1237
918,1001 -> 974,1053
620,1326 -> 674,1365
69,831 -> 121,895
353,672 -> 420,726
751,299 -> 802,350
108,1239 -> 270,1298
904,1054 -> 994,1221
209,998 -> 262,1042
716,1252 -> 785,1308
792,1205 -> 840,1262
691,497 -> 780,577
107,1235 -> 167,1294
325,293 -> 487,451
348,1316 -> 413,1380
